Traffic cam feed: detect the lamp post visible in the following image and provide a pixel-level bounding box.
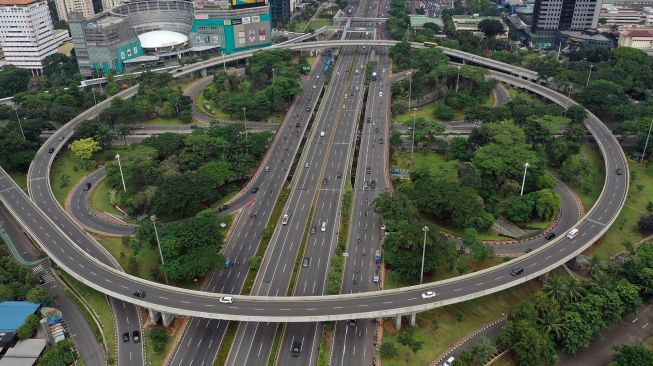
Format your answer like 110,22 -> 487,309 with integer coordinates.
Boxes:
13,106 -> 26,140
242,107 -> 248,141
520,162 -> 529,196
411,108 -> 417,163
586,64 -> 593,87
641,117 -> 653,163
420,226 -> 429,284
222,51 -> 227,72
150,215 -> 168,284
407,71 -> 412,110
455,65 -> 461,93
115,154 -> 127,193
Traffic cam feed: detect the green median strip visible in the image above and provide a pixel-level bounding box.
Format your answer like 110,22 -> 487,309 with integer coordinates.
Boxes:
317,323 -> 334,366
267,324 -> 285,366
327,186 -> 353,295
214,321 -> 239,366
286,205 -> 315,296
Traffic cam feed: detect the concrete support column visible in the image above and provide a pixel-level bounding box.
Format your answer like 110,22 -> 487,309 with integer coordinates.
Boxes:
394,315 -> 402,331
201,69 -> 208,78
409,312 -> 417,328
161,312 -> 175,327
539,271 -> 549,283
148,308 -> 161,324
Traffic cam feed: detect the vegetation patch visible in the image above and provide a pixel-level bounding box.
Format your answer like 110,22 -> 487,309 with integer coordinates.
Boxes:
90,179 -> 123,217
144,327 -> 172,366
50,149 -> 94,206
317,323 -> 334,366
214,321 -> 238,366
267,324 -> 285,366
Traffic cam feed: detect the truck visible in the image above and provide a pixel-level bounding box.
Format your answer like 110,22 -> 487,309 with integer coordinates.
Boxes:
371,71 -> 377,81
374,250 -> 382,264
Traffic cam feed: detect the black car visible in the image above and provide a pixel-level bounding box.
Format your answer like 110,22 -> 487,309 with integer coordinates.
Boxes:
251,187 -> 259,194
322,177 -> 328,185
218,204 -> 230,212
349,319 -> 357,327
336,172 -> 342,179
616,168 -> 623,175
545,232 -> 556,240
295,122 -> 300,128
379,138 -> 383,144
311,226 -> 316,234
133,290 -> 146,298
306,107 -> 310,112
370,180 -> 376,189
375,128 -> 379,133
83,182 -> 92,191
511,267 -> 524,276
132,331 -> 140,343
48,147 -> 55,154
292,341 -> 301,357
37,276 -> 45,285
122,332 -> 130,342
367,117 -> 371,124
366,167 -> 371,174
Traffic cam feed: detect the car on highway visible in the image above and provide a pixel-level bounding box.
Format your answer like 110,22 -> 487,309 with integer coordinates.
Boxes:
304,162 -> 309,168
302,258 -> 310,268
344,94 -> 348,99
282,214 -> 289,225
511,267 -> 524,276
218,204 -> 229,212
566,227 -> 579,239
48,147 -> 55,154
133,290 -> 146,298
421,291 -> 436,299
367,117 -> 371,123
373,275 -> 380,284
372,120 -> 376,126
83,182 -> 92,191
363,181 -> 369,189
320,131 -> 325,137
251,187 -> 259,194
306,107 -> 310,112
37,276 -> 45,285
379,138 -> 383,144
219,296 -> 233,304
265,166 -> 270,172
132,331 -> 140,343
370,180 -> 376,189
295,122 -> 300,128
313,84 -> 316,89
366,167 -> 371,174
443,356 -> 456,366
292,341 -> 301,357
321,221 -> 327,232
336,172 -> 342,178
323,177 -> 328,185
342,104 -> 346,109
123,332 -> 130,342
545,232 -> 556,240
350,91 -> 354,96
616,168 -> 623,175
311,226 -> 316,234
379,91 -> 383,97
375,127 -> 379,133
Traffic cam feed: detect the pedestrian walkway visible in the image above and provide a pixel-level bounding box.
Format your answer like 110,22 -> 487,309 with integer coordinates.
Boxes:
32,264 -> 55,285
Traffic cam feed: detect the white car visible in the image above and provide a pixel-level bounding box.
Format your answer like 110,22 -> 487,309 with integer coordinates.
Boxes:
421,291 -> 436,299
219,296 -> 233,304
443,356 -> 455,366
342,104 -> 346,109
304,162 -> 309,168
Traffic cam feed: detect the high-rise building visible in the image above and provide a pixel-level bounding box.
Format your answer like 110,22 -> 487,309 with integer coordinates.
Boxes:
532,0 -> 602,34
53,0 -> 95,21
270,0 -> 289,23
0,0 -> 69,75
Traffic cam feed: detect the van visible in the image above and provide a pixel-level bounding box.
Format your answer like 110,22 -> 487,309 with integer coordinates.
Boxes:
282,214 -> 289,225
321,221 -> 327,232
566,228 -> 579,239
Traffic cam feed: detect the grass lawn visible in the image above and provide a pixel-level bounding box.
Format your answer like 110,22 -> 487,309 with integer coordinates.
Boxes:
92,234 -> 200,290
384,256 -> 506,290
50,149 -> 95,206
307,18 -> 331,29
143,117 -> 184,125
91,179 -> 123,217
589,157 -> 653,259
505,86 -> 532,102
61,272 -> 115,364
381,280 -> 540,366
144,326 -> 173,366
9,172 -> 27,193
643,334 -> 653,351
571,144 -> 604,211
394,100 -> 465,125
195,86 -> 285,124
393,151 -> 458,181
485,91 -> 495,107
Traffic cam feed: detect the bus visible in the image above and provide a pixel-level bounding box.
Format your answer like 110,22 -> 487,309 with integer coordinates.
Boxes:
423,41 -> 438,48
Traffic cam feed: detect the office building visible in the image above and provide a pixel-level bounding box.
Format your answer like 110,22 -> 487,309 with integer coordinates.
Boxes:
598,5 -> 644,28
53,0 -> 94,21
532,0 -> 602,34
101,0 -> 122,11
270,0 -> 289,23
0,0 -> 69,75
602,0 -> 653,8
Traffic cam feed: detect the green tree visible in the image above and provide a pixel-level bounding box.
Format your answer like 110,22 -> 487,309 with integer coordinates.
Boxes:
585,255 -> 604,279
477,19 -> 505,38
560,154 -> 590,187
69,137 -> 101,168
116,124 -> 131,146
147,328 -> 170,353
248,255 -> 262,270
559,311 -> 593,354
497,320 -> 556,366
380,342 -> 398,358
16,314 -> 40,340
0,66 -> 31,98
612,345 -> 653,366
153,172 -> 217,217
535,189 -> 560,220
25,286 -> 52,305
581,80 -> 629,116
397,328 -> 424,358
469,336 -> 496,364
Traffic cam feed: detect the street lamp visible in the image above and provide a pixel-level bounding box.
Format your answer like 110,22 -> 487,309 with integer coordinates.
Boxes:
242,107 -> 248,141
115,154 -> 127,193
520,162 -> 529,196
13,106 -> 26,140
150,215 -> 169,284
222,51 -> 227,72
411,108 -> 417,163
586,64 -> 593,87
407,71 -> 413,110
420,226 -> 429,284
641,117 -> 653,163
455,65 -> 461,93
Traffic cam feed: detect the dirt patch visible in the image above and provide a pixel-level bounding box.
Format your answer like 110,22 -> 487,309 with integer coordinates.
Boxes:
417,321 -> 430,328
384,318 -> 398,333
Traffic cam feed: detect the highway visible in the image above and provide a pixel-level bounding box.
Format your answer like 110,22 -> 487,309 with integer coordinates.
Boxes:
167,55 -> 330,366
0,43 -> 628,325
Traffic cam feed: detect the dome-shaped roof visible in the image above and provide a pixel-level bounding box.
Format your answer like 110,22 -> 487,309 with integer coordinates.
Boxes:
138,30 -> 188,49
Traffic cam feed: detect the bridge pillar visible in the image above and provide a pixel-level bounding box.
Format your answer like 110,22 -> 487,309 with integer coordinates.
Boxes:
148,309 -> 161,324
161,312 -> 175,327
539,271 -> 549,283
201,69 -> 208,78
409,312 -> 417,327
394,315 -> 402,331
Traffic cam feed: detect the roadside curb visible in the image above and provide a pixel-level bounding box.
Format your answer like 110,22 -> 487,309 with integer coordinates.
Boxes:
430,315 -> 507,366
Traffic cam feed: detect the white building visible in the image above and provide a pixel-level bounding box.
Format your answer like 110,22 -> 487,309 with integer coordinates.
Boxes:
53,0 -> 95,21
599,5 -> 644,28
0,0 -> 69,75
100,0 -> 121,11
644,7 -> 653,24
532,0 -> 602,34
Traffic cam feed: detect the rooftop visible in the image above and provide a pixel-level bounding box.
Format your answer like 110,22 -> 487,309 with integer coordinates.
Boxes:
0,0 -> 39,5
620,28 -> 653,36
409,15 -> 444,28
0,339 -> 46,366
0,302 -> 40,333
138,30 -> 188,49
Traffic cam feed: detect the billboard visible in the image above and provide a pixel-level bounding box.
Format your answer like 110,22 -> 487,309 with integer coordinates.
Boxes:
231,0 -> 268,8
233,23 -> 268,48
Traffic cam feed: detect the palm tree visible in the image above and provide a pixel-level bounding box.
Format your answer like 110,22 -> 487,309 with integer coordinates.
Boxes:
586,254 -> 604,279
538,309 -> 563,340
543,276 -> 568,304
563,276 -> 584,303
117,124 -> 131,146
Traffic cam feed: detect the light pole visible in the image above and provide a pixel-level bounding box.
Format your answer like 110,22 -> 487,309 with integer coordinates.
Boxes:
641,117 -> 653,163
520,162 -> 529,196
411,107 -> 417,163
586,64 -> 593,87
407,71 -> 412,110
115,154 -> 127,193
420,226 -> 429,284
150,215 -> 169,284
13,106 -> 26,140
242,107 -> 248,141
455,65 -> 461,93
222,51 -> 226,72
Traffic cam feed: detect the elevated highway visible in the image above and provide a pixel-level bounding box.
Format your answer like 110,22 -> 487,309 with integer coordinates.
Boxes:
0,61 -> 627,322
